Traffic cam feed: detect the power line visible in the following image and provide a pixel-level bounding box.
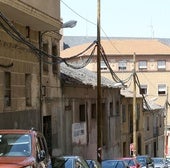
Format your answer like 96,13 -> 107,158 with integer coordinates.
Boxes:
61,0 -> 121,53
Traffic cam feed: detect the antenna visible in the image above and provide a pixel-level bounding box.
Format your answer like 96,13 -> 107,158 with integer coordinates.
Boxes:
149,19 -> 154,38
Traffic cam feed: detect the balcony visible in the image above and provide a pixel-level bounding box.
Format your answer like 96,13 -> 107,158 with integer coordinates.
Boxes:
0,0 -> 62,31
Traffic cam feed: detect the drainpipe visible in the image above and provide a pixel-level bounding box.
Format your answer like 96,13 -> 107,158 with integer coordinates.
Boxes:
39,31 -> 43,132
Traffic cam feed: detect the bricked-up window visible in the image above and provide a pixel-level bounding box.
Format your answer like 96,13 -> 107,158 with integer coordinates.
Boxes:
25,74 -> 31,106
4,72 -> 11,107
158,84 -> 166,95
140,85 -> 147,94
91,103 -> 96,119
79,104 -> 85,122
43,43 -> 48,72
52,45 -> 58,74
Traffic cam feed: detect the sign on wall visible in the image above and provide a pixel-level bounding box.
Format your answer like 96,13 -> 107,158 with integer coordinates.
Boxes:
72,122 -> 87,145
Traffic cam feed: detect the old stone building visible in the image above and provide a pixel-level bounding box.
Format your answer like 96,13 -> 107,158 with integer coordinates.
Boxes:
0,0 -> 62,155
60,63 -> 122,159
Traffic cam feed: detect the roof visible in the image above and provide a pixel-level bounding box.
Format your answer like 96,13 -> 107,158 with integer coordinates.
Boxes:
121,89 -> 142,98
60,63 -> 122,88
143,98 -> 164,111
61,39 -> 170,58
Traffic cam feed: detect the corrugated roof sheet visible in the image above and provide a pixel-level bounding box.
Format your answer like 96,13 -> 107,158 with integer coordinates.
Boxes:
60,63 -> 122,88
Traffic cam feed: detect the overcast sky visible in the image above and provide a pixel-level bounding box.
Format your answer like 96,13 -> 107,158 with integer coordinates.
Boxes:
61,0 -> 170,38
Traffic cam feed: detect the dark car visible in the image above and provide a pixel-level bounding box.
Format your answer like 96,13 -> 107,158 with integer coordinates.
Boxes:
102,159 -> 129,168
152,157 -> 166,168
52,155 -> 89,168
120,157 -> 141,168
86,159 -> 101,168
136,155 -> 154,168
0,128 -> 52,168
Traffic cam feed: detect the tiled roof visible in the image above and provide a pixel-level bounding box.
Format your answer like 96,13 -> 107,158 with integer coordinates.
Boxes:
61,39 -> 170,58
60,63 -> 122,88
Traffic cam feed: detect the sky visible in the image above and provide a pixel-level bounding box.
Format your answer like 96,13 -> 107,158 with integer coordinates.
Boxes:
61,0 -> 170,38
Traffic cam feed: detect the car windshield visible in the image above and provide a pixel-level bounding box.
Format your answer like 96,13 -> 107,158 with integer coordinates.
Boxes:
0,134 -> 31,157
152,158 -> 165,164
102,160 -> 125,168
124,159 -> 135,166
136,157 -> 146,166
53,157 -> 89,168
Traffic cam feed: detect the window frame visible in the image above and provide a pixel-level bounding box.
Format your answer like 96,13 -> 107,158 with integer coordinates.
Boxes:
157,60 -> 166,70
158,84 -> 166,95
138,60 -> 147,70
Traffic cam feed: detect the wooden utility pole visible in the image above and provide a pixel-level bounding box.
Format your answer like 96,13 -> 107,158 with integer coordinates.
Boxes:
97,0 -> 102,163
133,52 -> 137,156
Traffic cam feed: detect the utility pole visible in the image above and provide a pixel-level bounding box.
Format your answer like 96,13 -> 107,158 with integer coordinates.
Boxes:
164,87 -> 168,158
39,32 -> 43,132
133,52 -> 137,156
97,0 -> 102,164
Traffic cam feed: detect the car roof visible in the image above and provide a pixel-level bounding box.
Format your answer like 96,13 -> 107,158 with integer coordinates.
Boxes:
0,129 -> 40,136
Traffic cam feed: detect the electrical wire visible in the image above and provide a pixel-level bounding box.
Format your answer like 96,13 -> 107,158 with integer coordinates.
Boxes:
134,73 -> 152,111
61,0 -> 121,54
98,41 -> 133,85
0,11 -> 96,67
63,44 -> 97,69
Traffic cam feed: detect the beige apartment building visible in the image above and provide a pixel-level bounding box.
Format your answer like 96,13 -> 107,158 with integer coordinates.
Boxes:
61,39 -> 168,156
0,0 -> 62,155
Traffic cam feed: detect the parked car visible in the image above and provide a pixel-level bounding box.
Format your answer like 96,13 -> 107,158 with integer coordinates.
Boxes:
165,157 -> 170,168
52,155 -> 89,168
120,157 -> 141,168
86,159 -> 101,168
136,155 -> 154,168
0,128 -> 52,168
102,159 -> 129,168
152,157 -> 166,168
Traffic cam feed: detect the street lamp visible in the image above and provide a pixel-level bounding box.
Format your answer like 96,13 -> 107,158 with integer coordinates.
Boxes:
39,20 -> 77,132
62,20 -> 77,28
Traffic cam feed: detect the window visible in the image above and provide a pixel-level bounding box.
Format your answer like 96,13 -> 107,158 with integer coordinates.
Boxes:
79,104 -> 85,122
122,104 -> 126,122
146,116 -> 149,131
100,61 -> 107,70
118,61 -> 127,70
116,101 -> 119,115
43,43 -> 48,72
157,60 -> 166,70
110,102 -> 113,117
137,103 -> 140,119
25,74 -> 31,106
91,104 -> 96,119
52,45 -> 58,74
158,84 -> 166,95
4,72 -> 11,107
138,60 -> 147,70
140,85 -> 147,95
145,145 -> 149,154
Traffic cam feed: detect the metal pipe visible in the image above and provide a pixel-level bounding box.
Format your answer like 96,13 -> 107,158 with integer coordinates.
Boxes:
97,0 -> 102,163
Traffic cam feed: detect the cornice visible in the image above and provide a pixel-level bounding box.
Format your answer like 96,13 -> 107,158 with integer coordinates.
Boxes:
0,0 -> 62,30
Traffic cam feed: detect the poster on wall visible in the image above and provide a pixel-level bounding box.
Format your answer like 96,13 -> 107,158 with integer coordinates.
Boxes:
72,122 -> 87,145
